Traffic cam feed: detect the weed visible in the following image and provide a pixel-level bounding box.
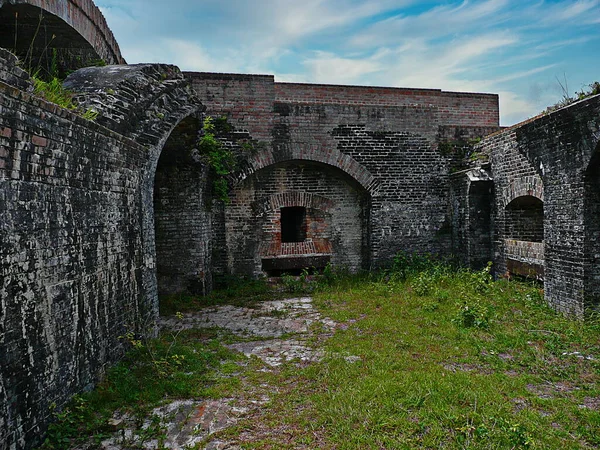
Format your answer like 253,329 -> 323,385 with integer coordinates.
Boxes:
453,299 -> 491,329
32,75 -> 75,110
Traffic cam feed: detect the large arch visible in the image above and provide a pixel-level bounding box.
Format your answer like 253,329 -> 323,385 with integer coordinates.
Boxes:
233,145 -> 381,196
220,159 -> 371,277
64,63 -> 204,320
0,0 -> 124,76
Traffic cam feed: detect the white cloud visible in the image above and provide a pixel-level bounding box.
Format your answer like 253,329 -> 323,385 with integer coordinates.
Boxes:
304,51 -> 383,84
96,0 -> 599,125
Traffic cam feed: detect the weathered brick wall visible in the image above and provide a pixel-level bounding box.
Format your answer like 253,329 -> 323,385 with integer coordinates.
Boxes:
274,83 -> 499,127
0,53 -> 149,448
187,72 -> 499,274
478,128 -> 543,279
584,154 -> 600,309
185,73 -> 275,142
225,161 -> 368,276
480,95 -> 600,316
153,117 -> 213,296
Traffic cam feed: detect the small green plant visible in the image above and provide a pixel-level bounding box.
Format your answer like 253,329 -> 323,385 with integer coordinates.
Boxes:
32,75 -> 76,110
453,299 -> 490,328
198,116 -> 236,203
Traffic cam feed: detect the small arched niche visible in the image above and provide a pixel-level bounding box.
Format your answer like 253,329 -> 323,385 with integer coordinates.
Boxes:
504,195 -> 544,279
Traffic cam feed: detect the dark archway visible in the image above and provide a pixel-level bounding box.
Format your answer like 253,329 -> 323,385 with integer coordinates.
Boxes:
467,179 -> 493,270
504,195 -> 544,279
153,115 -> 212,298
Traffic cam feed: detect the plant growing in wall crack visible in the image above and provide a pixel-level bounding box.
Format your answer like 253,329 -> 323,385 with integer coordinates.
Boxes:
198,116 -> 236,203
198,116 -> 263,204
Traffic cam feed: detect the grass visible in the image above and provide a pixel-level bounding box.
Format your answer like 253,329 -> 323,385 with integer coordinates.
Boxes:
40,328 -> 243,449
41,259 -> 600,449
236,265 -> 600,449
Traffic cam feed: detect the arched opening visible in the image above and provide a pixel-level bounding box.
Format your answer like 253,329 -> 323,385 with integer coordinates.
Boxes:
218,160 -> 370,277
584,148 -> 600,311
153,116 -> 212,298
0,3 -> 101,77
467,180 -> 493,270
504,195 -> 544,279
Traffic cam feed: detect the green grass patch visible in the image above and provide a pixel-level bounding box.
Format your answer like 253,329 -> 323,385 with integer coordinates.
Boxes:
251,265 -> 600,449
40,328 -> 241,449
42,258 -> 600,449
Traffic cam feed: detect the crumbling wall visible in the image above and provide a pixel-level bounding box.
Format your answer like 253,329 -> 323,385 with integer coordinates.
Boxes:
480,94 -> 600,316
0,50 -> 148,448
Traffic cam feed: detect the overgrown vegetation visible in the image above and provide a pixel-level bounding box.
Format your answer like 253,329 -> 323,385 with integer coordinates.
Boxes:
197,116 -> 265,204
42,256 -> 600,449
26,49 -> 99,121
41,325 -> 240,449
544,80 -> 600,115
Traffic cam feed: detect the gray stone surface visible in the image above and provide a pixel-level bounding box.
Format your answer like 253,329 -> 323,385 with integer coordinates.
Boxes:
81,297 -> 335,449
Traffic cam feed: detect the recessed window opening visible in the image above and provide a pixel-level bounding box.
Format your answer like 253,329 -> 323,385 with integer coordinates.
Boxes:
505,196 -> 544,242
281,207 -> 307,243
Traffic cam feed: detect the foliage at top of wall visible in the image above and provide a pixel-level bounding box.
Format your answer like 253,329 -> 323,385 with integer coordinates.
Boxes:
24,49 -> 100,120
543,81 -> 600,115
439,137 -> 486,172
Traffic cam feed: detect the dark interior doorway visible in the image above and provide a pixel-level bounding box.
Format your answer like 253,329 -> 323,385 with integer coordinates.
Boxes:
281,207 -> 307,243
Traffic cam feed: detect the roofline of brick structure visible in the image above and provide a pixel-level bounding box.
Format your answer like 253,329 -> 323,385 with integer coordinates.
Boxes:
186,71 -> 498,98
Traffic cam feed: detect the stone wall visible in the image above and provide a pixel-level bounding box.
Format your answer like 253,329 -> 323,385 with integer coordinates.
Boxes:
187,72 -> 500,275
0,49 -> 203,448
0,51 -> 148,448
479,94 -> 600,316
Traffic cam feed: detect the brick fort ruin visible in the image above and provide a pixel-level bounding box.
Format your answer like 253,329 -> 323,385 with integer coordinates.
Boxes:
0,0 -> 599,448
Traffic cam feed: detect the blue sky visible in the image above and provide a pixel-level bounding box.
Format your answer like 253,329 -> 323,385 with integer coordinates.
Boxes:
96,0 -> 599,125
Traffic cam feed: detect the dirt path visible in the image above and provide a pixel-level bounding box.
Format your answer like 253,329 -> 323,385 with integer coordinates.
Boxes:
91,297 -> 335,449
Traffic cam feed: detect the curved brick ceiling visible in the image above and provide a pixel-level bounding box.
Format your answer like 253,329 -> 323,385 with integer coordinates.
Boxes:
0,0 -> 125,70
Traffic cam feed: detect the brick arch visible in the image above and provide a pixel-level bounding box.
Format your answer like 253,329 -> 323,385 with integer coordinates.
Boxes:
235,145 -> 380,196
0,0 -> 124,66
252,191 -> 335,215
64,63 -> 204,316
501,175 -> 544,208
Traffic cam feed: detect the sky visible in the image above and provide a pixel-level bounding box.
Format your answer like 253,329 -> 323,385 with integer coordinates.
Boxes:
95,0 -> 600,126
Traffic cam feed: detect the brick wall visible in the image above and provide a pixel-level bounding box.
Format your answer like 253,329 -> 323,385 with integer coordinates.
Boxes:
187,72 -> 499,273
0,53 -> 149,448
274,83 -> 499,127
585,154 -> 600,308
480,94 -> 600,316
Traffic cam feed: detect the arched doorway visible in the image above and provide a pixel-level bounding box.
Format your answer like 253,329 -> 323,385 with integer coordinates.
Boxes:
153,115 -> 212,297
504,195 -> 544,279
218,160 -> 371,277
